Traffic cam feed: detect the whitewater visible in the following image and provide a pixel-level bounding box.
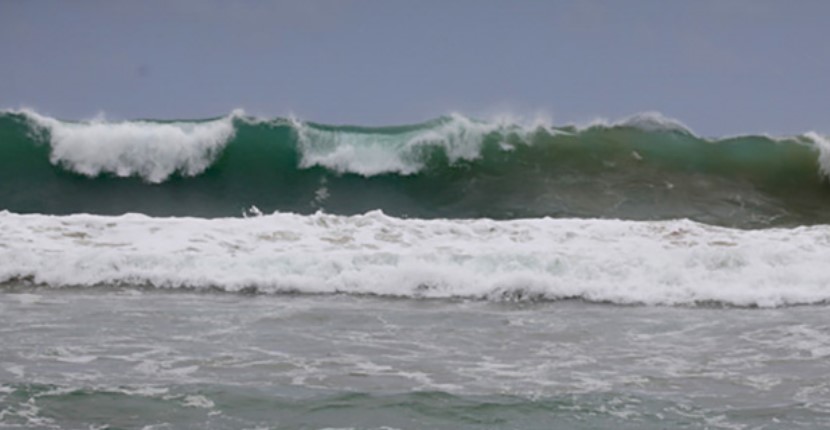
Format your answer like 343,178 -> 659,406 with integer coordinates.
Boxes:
3,108 -> 830,307
3,109 -> 830,227
3,109 -> 830,429
2,210 -> 829,307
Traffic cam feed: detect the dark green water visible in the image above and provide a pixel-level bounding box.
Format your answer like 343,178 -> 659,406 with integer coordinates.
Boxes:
2,111 -> 830,227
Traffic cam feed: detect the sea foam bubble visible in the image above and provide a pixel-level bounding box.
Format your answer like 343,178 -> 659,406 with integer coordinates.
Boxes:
1,210 -> 829,307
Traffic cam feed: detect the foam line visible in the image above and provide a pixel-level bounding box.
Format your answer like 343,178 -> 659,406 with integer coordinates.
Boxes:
2,210 -> 829,307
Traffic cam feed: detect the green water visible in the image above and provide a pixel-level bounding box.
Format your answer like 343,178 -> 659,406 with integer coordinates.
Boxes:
2,112 -> 830,227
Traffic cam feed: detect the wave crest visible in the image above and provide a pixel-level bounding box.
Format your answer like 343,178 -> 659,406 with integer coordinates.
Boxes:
20,109 -> 242,183
8,108 -> 829,182
3,109 -> 830,226
292,113 -> 530,176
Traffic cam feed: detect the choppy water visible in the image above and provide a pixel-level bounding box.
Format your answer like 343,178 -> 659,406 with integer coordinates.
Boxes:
2,109 -> 830,428
2,289 -> 830,429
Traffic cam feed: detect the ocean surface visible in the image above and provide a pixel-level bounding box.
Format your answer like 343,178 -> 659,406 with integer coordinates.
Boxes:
1,109 -> 830,429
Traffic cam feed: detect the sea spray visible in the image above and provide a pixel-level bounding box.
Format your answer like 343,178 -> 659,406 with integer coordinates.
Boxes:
19,109 -> 241,183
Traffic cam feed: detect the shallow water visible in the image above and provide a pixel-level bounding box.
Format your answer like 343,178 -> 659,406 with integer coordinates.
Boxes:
1,287 -> 828,429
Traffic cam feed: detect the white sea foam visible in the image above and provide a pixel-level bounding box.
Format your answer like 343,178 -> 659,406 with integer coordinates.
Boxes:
806,132 -> 830,179
1,211 -> 829,307
181,394 -> 215,409
20,109 -> 241,183
291,113 -> 518,176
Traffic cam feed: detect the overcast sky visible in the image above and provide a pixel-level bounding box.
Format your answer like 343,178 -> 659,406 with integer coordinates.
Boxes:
1,0 -> 828,136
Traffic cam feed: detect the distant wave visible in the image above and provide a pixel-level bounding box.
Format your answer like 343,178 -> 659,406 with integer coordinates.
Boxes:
2,210 -> 829,307
1,109 -> 830,227
9,108 -> 809,181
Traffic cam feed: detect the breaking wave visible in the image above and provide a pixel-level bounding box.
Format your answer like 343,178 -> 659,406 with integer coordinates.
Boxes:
2,210 -> 829,307
1,109 -> 830,227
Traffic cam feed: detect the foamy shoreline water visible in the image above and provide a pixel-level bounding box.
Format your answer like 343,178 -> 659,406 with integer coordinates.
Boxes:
2,210 -> 829,307
2,289 -> 828,429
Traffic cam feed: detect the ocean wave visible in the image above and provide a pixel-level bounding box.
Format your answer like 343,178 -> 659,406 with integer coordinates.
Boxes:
10,109 -> 821,180
292,113 -> 522,176
581,111 -> 695,135
18,109 -> 241,183
2,109 -> 830,226
2,210 -> 829,307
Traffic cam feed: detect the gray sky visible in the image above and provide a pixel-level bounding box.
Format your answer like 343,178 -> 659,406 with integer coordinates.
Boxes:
1,0 -> 828,136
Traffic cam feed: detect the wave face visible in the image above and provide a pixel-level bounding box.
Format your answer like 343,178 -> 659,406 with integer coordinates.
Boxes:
1,110 -> 830,227
2,210 -> 830,307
